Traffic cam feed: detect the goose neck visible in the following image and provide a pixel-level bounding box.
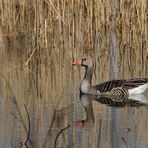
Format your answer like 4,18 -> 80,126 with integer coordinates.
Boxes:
84,67 -> 93,83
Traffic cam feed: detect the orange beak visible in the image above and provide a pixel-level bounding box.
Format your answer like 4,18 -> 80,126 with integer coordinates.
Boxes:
72,60 -> 82,66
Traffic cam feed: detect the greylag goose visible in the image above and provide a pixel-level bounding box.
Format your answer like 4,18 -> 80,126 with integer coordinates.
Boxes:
72,57 -> 148,96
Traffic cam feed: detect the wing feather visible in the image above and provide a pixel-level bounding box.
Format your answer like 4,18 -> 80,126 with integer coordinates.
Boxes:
94,78 -> 148,92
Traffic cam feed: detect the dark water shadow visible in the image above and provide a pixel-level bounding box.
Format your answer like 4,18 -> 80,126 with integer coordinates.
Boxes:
94,94 -> 148,107
73,93 -> 148,128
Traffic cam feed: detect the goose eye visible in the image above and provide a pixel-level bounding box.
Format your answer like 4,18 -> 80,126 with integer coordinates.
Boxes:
82,58 -> 86,61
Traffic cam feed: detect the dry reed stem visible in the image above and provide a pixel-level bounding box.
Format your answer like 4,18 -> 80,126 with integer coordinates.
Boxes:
45,0 -> 67,26
24,104 -> 31,148
25,48 -> 37,66
54,124 -> 70,148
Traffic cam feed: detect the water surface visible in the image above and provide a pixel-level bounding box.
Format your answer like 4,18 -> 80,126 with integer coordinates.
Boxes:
0,77 -> 148,148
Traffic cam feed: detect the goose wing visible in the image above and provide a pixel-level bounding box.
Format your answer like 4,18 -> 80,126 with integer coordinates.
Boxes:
94,78 -> 148,92
123,78 -> 148,89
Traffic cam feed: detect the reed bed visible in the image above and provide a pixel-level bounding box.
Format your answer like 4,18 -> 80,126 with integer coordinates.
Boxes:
0,0 -> 147,82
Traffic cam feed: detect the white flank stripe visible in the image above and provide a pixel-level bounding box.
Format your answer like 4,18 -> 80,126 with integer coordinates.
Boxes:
128,83 -> 148,94
129,94 -> 148,104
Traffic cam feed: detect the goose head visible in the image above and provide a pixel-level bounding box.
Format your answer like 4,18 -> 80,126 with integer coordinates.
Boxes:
72,56 -> 95,69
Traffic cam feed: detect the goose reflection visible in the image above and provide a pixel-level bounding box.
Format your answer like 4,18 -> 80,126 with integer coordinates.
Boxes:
73,94 -> 95,128
73,93 -> 148,128
94,93 -> 148,107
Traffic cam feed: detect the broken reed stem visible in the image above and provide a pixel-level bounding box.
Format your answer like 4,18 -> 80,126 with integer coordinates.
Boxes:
54,124 -> 71,148
45,0 -> 67,26
25,48 -> 37,66
0,74 -> 28,133
122,137 -> 128,148
24,104 -> 31,148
